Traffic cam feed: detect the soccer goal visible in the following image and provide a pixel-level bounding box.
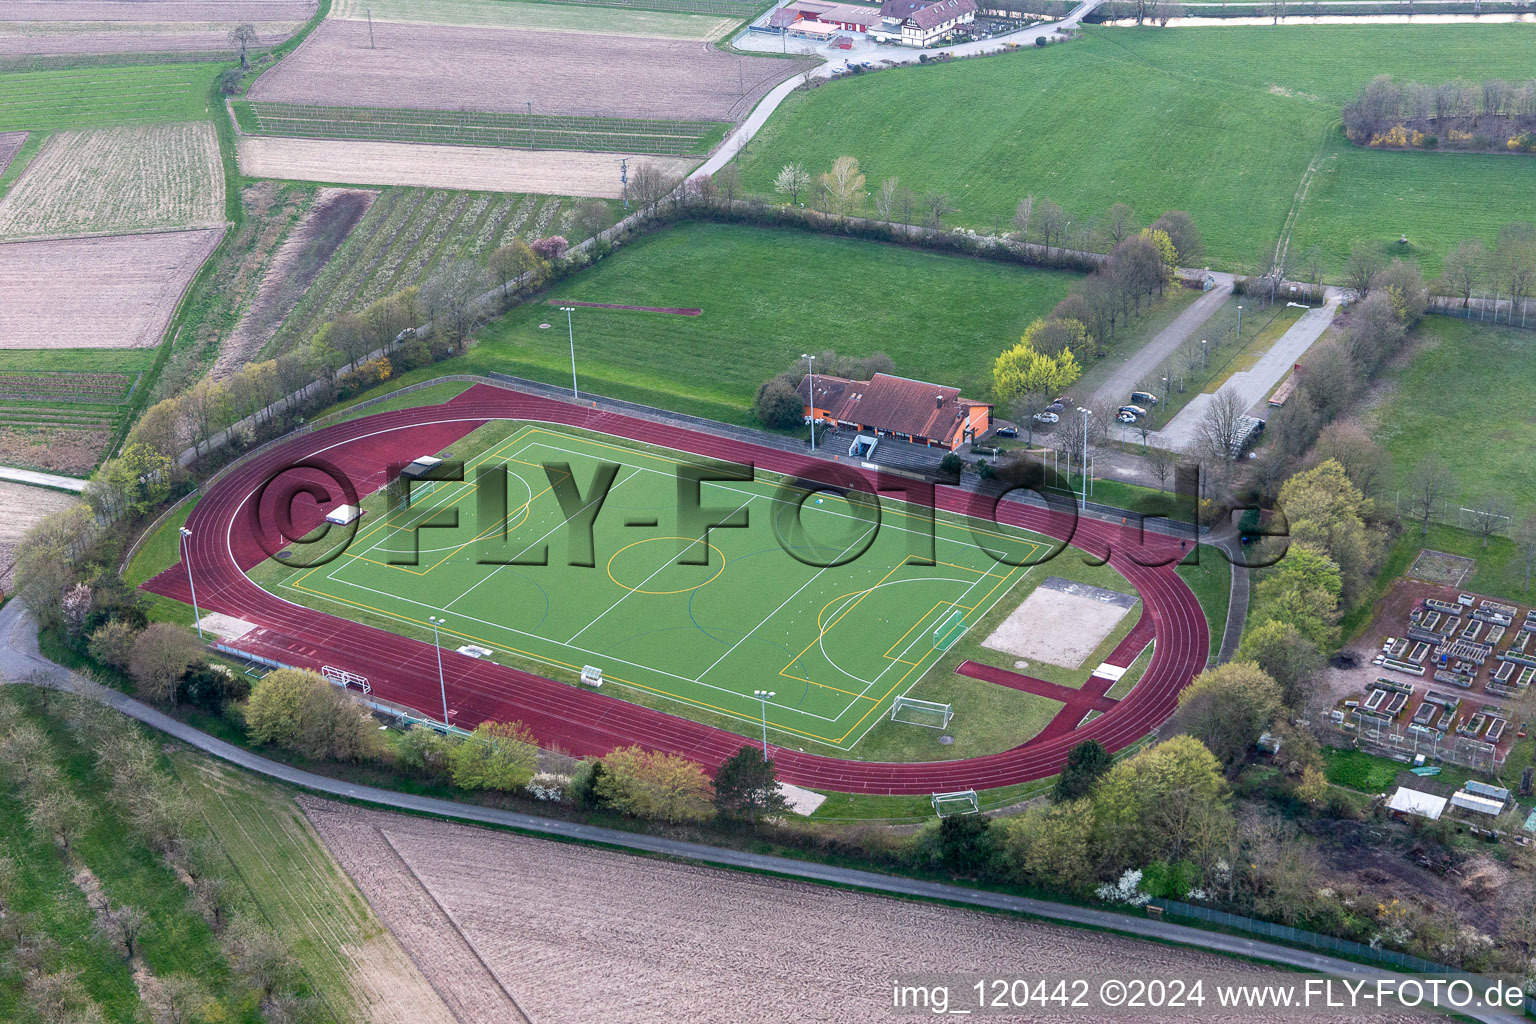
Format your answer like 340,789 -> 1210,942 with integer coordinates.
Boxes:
932,609 -> 967,651
890,695 -> 953,729
931,789 -> 979,816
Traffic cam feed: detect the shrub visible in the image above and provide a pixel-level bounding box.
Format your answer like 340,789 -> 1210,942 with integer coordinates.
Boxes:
939,452 -> 964,477
754,375 -> 804,429
448,720 -> 539,792
245,668 -> 379,762
181,663 -> 250,713
937,813 -> 995,874
128,623 -> 203,703
595,745 -> 713,822
88,620 -> 139,671
530,235 -> 569,261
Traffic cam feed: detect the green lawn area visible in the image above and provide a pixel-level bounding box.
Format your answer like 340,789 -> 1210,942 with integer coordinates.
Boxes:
737,24 -> 1536,276
1367,316 -> 1536,511
0,62 -> 225,132
1178,543 -> 1232,666
473,221 -> 1078,420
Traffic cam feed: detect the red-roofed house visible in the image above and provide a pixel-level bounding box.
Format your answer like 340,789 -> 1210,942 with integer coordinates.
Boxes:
797,372 -> 991,449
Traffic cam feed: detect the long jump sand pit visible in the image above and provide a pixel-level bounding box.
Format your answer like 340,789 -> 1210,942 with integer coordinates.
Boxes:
983,575 -> 1137,669
0,228 -> 222,349
239,135 -> 694,197
249,19 -> 815,121
303,799 -> 1415,1024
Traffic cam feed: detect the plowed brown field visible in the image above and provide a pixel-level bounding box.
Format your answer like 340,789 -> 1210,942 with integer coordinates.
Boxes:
0,228 -> 222,349
248,18 -> 814,121
238,136 -> 693,197
303,800 -> 1418,1024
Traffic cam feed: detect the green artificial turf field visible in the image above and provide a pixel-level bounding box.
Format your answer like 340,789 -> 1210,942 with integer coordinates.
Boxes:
255,423 -> 1064,751
737,24 -> 1536,277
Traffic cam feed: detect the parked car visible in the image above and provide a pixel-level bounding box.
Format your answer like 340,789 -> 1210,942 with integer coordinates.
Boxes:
1130,390 -> 1159,405
1046,402 -> 1065,414
995,425 -> 1019,438
1118,405 -> 1147,418
1116,411 -> 1137,424
1054,395 -> 1073,406
1032,412 -> 1059,425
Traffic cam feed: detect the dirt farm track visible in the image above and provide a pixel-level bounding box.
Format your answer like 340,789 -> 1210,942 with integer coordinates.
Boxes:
248,19 -> 817,122
144,383 -> 1211,794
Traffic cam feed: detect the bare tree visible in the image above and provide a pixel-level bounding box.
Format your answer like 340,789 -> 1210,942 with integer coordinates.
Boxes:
628,161 -> 678,212
1011,389 -> 1052,446
1194,386 -> 1247,462
1012,194 -> 1034,242
150,975 -> 211,1024
571,197 -> 610,239
1468,494 -> 1511,549
1404,455 -> 1452,535
1101,202 -> 1136,247
93,900 -> 148,961
27,789 -> 87,854
1516,512 -> 1536,592
488,238 -> 542,302
228,23 -> 258,69
1441,238 -> 1485,308
1146,445 -> 1175,491
1034,198 -> 1067,253
1344,242 -> 1385,297
874,176 -> 899,221
924,192 -> 955,230
422,259 -> 491,349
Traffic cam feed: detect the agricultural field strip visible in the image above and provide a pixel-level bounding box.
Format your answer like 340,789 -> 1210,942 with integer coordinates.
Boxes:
280,428 -> 1041,744
172,755 -> 435,1024
329,0 -> 738,40
0,370 -> 135,402
236,101 -> 726,156
0,65 -> 221,129
0,122 -> 224,240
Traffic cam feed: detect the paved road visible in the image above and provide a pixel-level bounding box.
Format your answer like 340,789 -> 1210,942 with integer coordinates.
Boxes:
0,466 -> 86,492
693,0 -> 1104,180
0,599 -> 1513,1020
1150,290 -> 1342,452
1089,273 -> 1234,410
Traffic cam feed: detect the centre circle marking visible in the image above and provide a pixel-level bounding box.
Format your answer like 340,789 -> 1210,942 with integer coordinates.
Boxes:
606,536 -> 725,595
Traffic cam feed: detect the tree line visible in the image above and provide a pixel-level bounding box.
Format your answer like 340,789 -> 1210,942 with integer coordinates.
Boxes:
1345,74 -> 1536,151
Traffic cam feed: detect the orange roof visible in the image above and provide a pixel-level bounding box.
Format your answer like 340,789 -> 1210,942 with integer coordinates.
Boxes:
798,372 -> 988,439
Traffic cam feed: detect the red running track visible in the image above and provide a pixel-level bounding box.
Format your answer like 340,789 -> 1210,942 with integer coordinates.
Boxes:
143,383 -> 1209,794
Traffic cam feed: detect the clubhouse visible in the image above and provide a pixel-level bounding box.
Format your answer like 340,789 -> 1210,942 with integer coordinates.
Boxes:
797,371 -> 992,449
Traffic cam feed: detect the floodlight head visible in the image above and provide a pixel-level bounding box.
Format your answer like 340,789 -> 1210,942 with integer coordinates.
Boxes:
559,306 -> 575,313
179,527 -> 192,537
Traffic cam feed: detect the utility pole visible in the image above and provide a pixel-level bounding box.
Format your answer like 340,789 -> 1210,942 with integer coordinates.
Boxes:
525,99 -> 534,150
1076,407 -> 1091,512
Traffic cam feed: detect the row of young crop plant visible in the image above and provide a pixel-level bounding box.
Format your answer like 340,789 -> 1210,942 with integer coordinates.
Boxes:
234,102 -> 728,156
265,188 -> 593,357
0,370 -> 136,403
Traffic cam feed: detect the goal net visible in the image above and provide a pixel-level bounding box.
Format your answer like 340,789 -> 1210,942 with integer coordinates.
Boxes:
890,695 -> 953,729
932,609 -> 967,651
931,789 -> 979,816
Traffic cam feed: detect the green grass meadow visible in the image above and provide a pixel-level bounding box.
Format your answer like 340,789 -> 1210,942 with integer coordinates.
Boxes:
738,24 -> 1536,277
0,63 -> 224,132
475,221 -> 1077,419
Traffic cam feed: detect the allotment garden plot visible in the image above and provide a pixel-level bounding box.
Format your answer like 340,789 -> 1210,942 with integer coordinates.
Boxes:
262,426 -> 1049,749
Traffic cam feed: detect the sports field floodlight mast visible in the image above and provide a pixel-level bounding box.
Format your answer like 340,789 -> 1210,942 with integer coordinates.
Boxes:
429,616 -> 450,729
1200,338 -> 1207,370
1076,407 -> 1091,512
179,527 -> 203,639
753,689 -> 775,760
560,306 -> 578,399
1236,304 -> 1243,339
803,353 -> 816,451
